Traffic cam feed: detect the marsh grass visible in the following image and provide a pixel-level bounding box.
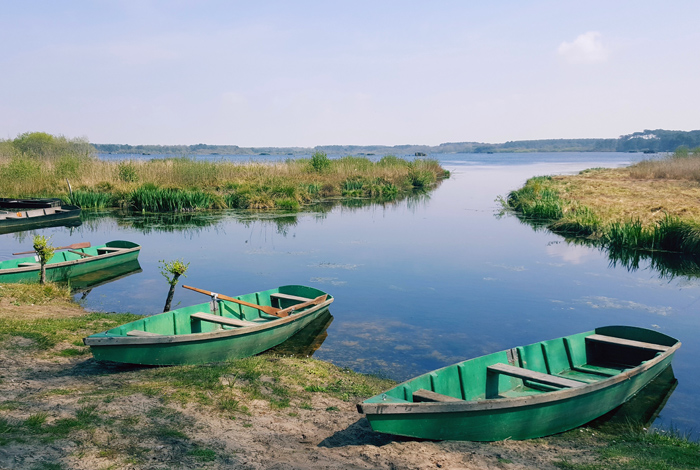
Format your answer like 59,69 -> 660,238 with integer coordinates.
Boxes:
628,147 -> 700,182
506,171 -> 700,255
0,135 -> 448,212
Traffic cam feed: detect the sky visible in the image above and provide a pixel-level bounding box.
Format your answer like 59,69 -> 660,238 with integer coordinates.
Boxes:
1,1 -> 699,147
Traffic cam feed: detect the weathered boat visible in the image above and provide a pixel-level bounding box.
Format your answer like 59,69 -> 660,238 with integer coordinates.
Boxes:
357,326 -> 680,441
0,241 -> 141,284
0,197 -> 81,234
83,285 -> 334,365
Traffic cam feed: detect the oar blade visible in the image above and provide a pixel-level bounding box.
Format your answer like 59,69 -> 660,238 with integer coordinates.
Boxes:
12,241 -> 91,256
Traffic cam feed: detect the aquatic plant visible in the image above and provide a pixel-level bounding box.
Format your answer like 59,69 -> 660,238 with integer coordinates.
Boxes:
128,186 -> 214,212
71,189 -> 113,209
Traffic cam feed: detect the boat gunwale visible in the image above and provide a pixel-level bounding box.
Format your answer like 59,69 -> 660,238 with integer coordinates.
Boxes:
358,338 -> 680,415
0,242 -> 141,275
83,297 -> 334,346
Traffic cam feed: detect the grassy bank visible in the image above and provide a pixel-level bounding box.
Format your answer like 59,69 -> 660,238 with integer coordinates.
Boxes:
0,133 -> 449,213
1,284 -> 698,469
504,148 -> 700,255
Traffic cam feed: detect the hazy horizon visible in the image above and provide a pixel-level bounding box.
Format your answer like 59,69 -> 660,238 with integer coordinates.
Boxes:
2,1 -> 699,147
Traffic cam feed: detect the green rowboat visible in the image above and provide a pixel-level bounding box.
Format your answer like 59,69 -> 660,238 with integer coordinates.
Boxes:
0,240 -> 141,284
357,326 -> 680,441
83,285 -> 334,365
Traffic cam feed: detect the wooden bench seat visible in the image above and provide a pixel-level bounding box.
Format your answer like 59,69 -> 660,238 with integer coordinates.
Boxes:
487,363 -> 585,388
413,389 -> 463,403
18,262 -> 40,267
126,330 -> 163,337
97,247 -> 124,253
585,334 -> 669,352
190,312 -> 260,328
270,293 -> 313,302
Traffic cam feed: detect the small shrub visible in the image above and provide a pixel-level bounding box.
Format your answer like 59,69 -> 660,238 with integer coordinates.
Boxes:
309,152 -> 331,173
117,161 -> 139,182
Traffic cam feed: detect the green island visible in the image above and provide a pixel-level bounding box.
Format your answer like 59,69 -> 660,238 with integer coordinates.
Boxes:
0,284 -> 697,469
505,148 -> 700,260
0,132 -> 449,213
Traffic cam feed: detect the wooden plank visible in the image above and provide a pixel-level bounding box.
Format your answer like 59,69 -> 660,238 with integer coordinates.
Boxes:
413,389 -> 463,403
126,330 -> 163,337
586,334 -> 669,352
98,247 -> 124,252
17,262 -> 40,267
190,312 -> 259,328
487,363 -> 585,388
270,293 -> 314,302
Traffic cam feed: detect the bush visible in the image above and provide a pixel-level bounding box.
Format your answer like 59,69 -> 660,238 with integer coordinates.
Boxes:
117,161 -> 139,182
309,152 -> 331,173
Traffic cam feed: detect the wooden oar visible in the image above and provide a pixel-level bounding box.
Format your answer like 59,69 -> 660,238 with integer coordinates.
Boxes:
182,285 -> 284,317
68,249 -> 94,258
13,242 -> 91,256
182,285 -> 328,318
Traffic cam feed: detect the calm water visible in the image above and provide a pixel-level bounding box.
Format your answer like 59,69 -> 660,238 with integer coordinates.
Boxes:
1,152 -> 698,436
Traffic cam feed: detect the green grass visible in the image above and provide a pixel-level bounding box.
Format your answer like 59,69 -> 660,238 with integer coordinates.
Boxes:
553,427 -> 700,470
188,447 -> 217,462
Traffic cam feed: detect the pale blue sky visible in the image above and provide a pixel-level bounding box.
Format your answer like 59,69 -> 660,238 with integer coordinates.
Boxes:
1,1 -> 698,146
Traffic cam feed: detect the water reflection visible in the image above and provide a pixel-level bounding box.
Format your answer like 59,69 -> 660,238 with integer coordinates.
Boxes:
0,218 -> 82,235
511,214 -> 700,280
590,366 -> 679,430
268,311 -> 334,357
70,259 -> 143,300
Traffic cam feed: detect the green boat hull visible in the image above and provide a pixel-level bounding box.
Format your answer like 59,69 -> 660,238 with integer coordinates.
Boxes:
359,326 -> 680,441
0,240 -> 141,284
84,285 -> 333,365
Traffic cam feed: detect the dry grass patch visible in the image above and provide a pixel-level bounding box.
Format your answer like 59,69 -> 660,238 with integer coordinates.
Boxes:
549,167 -> 700,227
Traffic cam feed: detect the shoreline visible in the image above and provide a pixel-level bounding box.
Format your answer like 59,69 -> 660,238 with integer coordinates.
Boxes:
0,284 -> 697,469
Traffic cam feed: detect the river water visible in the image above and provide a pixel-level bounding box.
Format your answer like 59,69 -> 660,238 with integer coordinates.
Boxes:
1,152 -> 697,436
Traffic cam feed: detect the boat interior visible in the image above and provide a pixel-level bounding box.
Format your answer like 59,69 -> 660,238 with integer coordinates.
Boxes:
369,329 -> 676,404
100,287 -> 327,338
0,206 -> 69,220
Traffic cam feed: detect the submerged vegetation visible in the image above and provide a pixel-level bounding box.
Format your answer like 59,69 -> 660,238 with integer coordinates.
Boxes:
0,132 -> 449,213
504,148 -> 700,257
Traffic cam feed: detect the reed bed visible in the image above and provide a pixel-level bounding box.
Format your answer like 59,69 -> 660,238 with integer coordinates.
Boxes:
0,134 -> 449,213
628,147 -> 700,182
505,151 -> 700,255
